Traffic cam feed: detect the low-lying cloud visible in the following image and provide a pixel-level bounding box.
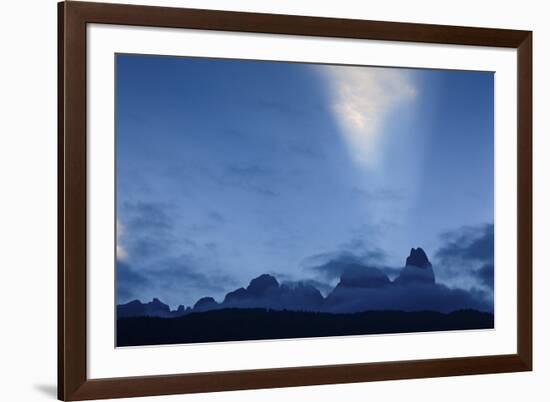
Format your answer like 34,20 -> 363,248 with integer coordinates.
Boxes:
435,223 -> 494,292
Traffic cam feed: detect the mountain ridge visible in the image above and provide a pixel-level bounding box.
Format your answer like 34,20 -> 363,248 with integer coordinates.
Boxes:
118,247 -> 493,318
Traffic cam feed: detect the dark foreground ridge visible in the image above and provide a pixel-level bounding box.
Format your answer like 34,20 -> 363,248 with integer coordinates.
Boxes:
117,308 -> 494,346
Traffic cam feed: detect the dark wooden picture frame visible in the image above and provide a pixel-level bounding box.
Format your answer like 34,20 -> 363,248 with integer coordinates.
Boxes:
58,1 -> 532,400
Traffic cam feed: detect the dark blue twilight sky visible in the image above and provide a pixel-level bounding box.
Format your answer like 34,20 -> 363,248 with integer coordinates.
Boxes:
115,54 -> 494,308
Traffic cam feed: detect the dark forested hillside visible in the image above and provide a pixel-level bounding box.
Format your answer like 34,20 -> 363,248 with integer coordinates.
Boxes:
117,308 -> 493,346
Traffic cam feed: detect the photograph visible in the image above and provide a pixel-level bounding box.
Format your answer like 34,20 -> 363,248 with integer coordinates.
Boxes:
115,54 -> 495,347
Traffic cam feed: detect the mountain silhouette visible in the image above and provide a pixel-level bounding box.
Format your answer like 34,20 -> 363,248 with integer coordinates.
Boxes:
248,274 -> 279,296
394,247 -> 435,285
406,247 -> 432,268
118,297 -> 175,318
193,297 -> 219,312
219,273 -> 324,311
116,247 -> 494,346
117,247 -> 492,317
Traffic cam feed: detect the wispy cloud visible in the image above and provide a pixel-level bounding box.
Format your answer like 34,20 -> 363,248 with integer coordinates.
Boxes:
318,65 -> 416,169
116,261 -> 148,303
436,223 -> 494,263
116,219 -> 128,261
435,223 -> 494,292
303,250 -> 401,281
117,201 -> 177,264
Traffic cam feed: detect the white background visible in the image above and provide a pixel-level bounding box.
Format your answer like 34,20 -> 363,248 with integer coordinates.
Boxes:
0,0 -> 546,401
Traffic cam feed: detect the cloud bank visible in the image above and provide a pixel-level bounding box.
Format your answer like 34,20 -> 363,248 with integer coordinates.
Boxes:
435,223 -> 494,293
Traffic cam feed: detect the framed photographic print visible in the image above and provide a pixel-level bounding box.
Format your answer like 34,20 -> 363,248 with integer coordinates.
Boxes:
58,1 -> 532,400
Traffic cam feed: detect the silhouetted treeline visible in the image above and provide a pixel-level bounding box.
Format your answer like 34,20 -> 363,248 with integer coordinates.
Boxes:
117,308 -> 493,346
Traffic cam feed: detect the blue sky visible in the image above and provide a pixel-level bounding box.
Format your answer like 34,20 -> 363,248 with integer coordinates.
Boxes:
115,54 -> 494,308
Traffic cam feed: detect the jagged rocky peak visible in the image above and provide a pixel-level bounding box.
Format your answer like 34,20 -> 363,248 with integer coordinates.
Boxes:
193,296 -> 218,311
395,248 -> 435,285
406,247 -> 432,268
117,298 -> 172,318
151,297 -> 166,306
247,274 -> 279,296
279,282 -> 324,310
223,287 -> 248,303
148,298 -> 170,312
